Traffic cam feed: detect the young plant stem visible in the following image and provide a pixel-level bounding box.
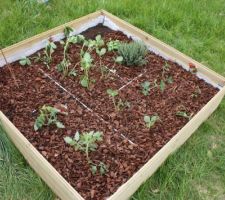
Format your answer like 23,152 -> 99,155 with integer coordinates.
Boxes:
0,48 -> 19,88
86,143 -> 89,161
112,97 -> 117,111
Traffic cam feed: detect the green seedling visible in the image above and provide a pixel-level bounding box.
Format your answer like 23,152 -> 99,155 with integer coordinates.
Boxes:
107,40 -> 120,51
160,80 -> 166,92
80,52 -> 93,88
91,161 -> 108,175
57,58 -> 71,77
19,57 -> 31,66
58,34 -> 84,77
107,89 -> 119,111
63,35 -> 85,56
96,47 -> 106,69
107,89 -> 130,111
95,35 -> 104,48
96,48 -> 106,57
159,62 -> 173,92
141,81 -> 150,96
43,40 -> 57,68
176,111 -> 193,120
34,105 -> 65,131
64,26 -> 73,38
144,115 -> 160,129
117,99 -> 131,111
64,131 -> 103,160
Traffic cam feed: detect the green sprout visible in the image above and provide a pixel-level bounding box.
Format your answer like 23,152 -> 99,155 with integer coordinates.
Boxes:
107,40 -> 120,51
19,57 -> 31,66
34,105 -> 65,131
80,52 -> 93,88
64,131 -> 103,161
176,111 -> 193,120
144,115 -> 160,129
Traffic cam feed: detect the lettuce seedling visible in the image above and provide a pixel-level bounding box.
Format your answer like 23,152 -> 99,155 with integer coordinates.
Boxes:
107,40 -> 120,51
64,131 -> 103,160
34,105 -> 65,131
19,57 -> 31,66
144,115 -> 160,129
95,35 -> 104,48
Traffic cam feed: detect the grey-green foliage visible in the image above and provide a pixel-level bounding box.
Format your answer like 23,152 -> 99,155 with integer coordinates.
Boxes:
118,41 -> 148,67
64,131 -> 103,160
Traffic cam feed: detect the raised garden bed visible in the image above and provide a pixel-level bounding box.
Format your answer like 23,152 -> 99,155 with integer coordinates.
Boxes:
0,10 -> 225,200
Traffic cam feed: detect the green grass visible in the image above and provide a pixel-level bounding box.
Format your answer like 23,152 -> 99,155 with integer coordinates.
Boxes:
0,0 -> 225,199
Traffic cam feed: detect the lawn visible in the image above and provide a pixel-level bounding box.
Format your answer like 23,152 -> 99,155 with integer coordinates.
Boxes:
0,0 -> 225,199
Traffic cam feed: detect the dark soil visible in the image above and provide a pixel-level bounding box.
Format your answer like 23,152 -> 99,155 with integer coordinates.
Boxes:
0,24 -> 218,200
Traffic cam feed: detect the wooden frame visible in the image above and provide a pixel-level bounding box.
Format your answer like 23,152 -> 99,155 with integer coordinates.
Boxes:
1,10 -> 225,200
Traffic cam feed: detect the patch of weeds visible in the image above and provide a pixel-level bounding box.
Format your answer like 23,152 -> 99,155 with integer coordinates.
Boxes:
107,89 -> 130,111
19,56 -> 31,66
34,105 -> 66,131
118,41 -> 147,67
144,115 -> 160,129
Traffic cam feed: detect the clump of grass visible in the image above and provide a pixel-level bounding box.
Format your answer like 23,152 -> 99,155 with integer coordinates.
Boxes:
118,41 -> 147,67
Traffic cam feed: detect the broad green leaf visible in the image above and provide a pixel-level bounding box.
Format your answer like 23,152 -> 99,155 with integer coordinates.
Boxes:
80,77 -> 89,88
64,136 -> 73,144
107,89 -> 118,97
144,115 -> 150,123
115,56 -> 123,63
19,59 -> 27,66
91,165 -> 97,175
74,131 -> 80,141
56,121 -> 65,129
